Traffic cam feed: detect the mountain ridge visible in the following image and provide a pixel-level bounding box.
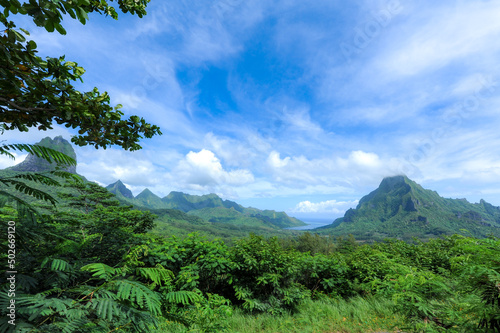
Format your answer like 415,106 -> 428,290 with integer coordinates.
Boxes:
105,180 -> 305,229
320,175 -> 500,240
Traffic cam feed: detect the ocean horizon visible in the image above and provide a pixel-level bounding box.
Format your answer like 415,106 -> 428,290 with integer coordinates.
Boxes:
286,218 -> 333,230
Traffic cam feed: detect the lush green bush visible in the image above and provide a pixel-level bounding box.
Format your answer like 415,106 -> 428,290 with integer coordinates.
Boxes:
296,253 -> 352,298
228,234 -> 310,314
2,177 -> 500,332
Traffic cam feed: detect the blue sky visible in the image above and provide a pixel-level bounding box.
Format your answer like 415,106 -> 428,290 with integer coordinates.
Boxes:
3,0 -> 500,219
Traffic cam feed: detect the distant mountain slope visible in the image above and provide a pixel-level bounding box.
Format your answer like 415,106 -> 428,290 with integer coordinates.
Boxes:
319,175 -> 500,240
135,188 -> 164,209
161,191 -> 240,212
105,181 -> 305,229
106,180 -> 134,199
9,136 -> 77,173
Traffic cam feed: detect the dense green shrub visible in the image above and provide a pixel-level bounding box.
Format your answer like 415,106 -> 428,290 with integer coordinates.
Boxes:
228,234 -> 310,314
296,253 -> 352,298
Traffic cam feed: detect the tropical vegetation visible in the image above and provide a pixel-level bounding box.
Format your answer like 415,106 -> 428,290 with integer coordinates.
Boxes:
1,0 -> 499,332
1,150 -> 500,332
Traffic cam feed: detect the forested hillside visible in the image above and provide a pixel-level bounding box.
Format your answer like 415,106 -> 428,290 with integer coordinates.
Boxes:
320,175 -> 500,241
1,195 -> 499,332
2,0 -> 500,331
106,180 -> 305,230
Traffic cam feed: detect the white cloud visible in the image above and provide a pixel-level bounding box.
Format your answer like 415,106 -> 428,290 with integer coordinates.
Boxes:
292,199 -> 359,214
267,151 -> 290,168
173,149 -> 254,188
204,132 -> 262,168
129,1 -> 265,65
0,152 -> 27,169
76,147 -> 168,191
347,150 -> 381,168
376,2 -> 500,77
265,149 -> 401,188
281,106 -> 323,134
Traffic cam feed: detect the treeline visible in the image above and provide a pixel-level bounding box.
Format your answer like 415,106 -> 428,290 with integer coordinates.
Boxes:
0,181 -> 499,332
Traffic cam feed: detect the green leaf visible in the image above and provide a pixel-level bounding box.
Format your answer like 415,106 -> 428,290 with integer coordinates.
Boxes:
54,23 -> 67,35
81,263 -> 117,281
13,29 -> 26,42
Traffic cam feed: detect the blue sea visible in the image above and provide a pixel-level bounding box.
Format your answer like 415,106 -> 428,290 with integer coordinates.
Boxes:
287,218 -> 333,230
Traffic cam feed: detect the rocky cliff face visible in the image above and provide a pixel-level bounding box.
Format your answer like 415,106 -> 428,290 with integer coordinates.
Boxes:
10,136 -> 77,173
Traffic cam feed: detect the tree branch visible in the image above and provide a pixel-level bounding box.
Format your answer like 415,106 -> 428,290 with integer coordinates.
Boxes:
0,97 -> 57,113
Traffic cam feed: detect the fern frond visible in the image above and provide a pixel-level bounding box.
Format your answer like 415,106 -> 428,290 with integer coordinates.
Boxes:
0,144 -> 76,166
41,258 -> 73,273
0,191 -> 40,214
50,170 -> 82,181
0,147 -> 15,159
86,297 -> 121,322
112,280 -> 162,316
11,173 -> 61,186
163,290 -> 202,305
137,265 -> 175,286
16,274 -> 38,293
81,263 -> 117,281
60,318 -> 89,333
0,180 -> 57,205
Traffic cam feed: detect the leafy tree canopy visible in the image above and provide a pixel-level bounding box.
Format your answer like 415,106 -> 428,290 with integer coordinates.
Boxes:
0,0 -> 161,151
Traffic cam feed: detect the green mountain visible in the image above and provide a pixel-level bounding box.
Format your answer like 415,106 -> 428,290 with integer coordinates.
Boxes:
135,188 -> 164,209
106,180 -> 134,199
104,182 -> 305,229
1,135 -> 303,234
319,175 -> 500,241
9,136 -> 77,173
160,192 -> 304,229
161,191 -> 243,212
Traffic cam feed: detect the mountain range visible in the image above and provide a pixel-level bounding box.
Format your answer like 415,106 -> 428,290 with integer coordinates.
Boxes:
106,180 -> 305,229
319,175 -> 500,241
4,136 -> 500,240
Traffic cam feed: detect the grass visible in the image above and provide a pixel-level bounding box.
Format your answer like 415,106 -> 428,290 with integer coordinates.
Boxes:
159,296 -> 405,332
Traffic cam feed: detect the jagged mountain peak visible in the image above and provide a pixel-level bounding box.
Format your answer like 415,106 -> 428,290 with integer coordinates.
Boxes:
137,188 -> 159,198
379,175 -> 411,190
106,180 -> 134,199
9,136 -> 77,173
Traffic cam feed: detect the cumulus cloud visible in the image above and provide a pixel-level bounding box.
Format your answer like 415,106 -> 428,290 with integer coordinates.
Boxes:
204,132 -> 264,168
267,151 -> 290,168
291,199 -> 358,214
265,149 -> 401,188
173,149 -> 254,189
76,147 -> 168,190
